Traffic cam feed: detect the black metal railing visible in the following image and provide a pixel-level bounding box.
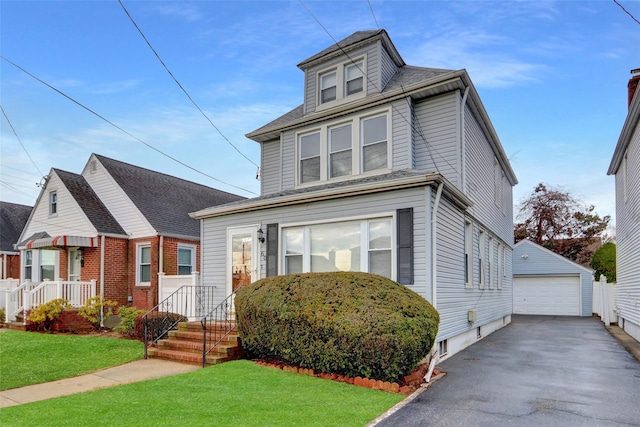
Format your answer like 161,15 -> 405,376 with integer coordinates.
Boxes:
200,287 -> 241,367
143,285 -> 217,359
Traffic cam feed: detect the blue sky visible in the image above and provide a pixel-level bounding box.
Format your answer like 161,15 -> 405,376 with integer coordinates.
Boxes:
1,1 -> 639,231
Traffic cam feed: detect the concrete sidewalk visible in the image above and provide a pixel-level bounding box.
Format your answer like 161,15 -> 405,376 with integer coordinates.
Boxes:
0,358 -> 199,408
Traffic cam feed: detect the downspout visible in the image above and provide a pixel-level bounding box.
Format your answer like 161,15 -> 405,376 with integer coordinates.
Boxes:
431,182 -> 444,307
460,86 -> 470,191
159,235 -> 164,274
100,235 -> 105,327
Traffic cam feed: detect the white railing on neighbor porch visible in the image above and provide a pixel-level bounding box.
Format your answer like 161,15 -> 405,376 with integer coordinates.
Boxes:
3,279 -> 96,324
593,275 -> 617,326
0,279 -> 20,317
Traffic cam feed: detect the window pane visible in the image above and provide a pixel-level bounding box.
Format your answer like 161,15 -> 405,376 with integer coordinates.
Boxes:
140,265 -> 151,282
369,250 -> 391,278
140,246 -> 150,263
301,157 -> 320,183
320,72 -> 336,103
321,72 -> 336,88
363,141 -> 387,172
346,62 -> 363,80
41,265 -> 55,281
300,133 -> 320,158
362,115 -> 387,145
178,248 -> 192,265
346,78 -> 363,95
310,222 -> 360,272
284,228 -> 303,255
25,251 -> 32,265
286,256 -> 303,274
369,220 -> 391,249
330,125 -> 351,152
330,150 -> 352,178
321,87 -> 336,103
178,265 -> 191,275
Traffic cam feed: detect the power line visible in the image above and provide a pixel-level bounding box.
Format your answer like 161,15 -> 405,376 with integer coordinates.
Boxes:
367,0 -> 380,29
1,105 -> 45,177
0,56 -> 258,196
117,0 -> 259,169
613,0 -> 640,25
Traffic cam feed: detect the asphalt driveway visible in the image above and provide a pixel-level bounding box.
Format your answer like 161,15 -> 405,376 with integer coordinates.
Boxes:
377,315 -> 640,426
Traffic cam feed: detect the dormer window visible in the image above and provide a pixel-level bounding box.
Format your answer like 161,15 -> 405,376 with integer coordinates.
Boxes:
320,71 -> 337,104
345,62 -> 364,96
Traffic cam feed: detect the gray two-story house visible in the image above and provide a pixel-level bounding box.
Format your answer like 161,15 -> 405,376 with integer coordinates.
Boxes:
193,29 -> 517,359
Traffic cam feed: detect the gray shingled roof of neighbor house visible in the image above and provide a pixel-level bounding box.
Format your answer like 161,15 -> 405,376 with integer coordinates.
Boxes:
54,168 -> 126,236
0,201 -> 32,252
95,154 -> 245,238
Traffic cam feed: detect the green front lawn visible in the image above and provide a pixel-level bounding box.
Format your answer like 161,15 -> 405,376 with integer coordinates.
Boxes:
0,330 -> 143,390
0,360 -> 404,426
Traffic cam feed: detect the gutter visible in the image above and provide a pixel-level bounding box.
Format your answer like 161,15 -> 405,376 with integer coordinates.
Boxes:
460,86 -> 470,191
431,182 -> 444,308
99,234 -> 105,327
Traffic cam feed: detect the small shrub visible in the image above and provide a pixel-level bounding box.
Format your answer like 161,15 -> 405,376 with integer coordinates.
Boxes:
27,299 -> 72,331
133,311 -> 188,342
0,307 -> 5,324
77,296 -> 118,328
235,272 -> 440,383
114,306 -> 146,337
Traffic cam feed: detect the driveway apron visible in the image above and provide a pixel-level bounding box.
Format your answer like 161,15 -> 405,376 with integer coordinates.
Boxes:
377,315 -> 640,426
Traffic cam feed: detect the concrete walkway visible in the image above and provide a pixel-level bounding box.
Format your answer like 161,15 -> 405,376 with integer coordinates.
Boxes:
0,358 -> 199,408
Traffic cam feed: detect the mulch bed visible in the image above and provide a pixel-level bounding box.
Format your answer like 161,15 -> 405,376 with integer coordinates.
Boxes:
255,358 -> 443,395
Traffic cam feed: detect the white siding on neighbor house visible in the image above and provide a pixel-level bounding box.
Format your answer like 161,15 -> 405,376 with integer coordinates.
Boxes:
20,171 -> 98,241
513,240 -> 592,317
83,156 -> 155,238
615,118 -> 640,331
463,105 -> 513,245
303,44 -> 378,115
201,187 -> 432,305
413,92 -> 460,186
260,138 -> 282,196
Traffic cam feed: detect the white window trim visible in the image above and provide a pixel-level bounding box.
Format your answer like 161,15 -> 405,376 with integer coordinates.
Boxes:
316,56 -> 367,110
294,108 -> 391,187
280,213 -> 396,280
136,243 -> 151,287
177,244 -> 196,276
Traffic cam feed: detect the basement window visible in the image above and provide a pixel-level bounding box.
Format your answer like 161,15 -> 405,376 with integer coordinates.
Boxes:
438,340 -> 448,357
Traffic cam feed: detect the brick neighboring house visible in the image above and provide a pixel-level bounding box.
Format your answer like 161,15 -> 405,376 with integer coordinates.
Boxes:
0,201 -> 32,279
15,154 -> 244,311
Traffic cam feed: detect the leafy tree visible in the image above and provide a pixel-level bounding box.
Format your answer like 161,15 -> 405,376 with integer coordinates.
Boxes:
514,183 -> 610,264
591,242 -> 616,282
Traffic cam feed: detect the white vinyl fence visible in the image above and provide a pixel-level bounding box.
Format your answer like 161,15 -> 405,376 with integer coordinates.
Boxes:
592,275 -> 617,326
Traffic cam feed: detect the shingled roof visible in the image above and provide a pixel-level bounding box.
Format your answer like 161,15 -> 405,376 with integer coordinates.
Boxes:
53,168 -> 126,236
0,201 -> 32,252
95,154 -> 245,238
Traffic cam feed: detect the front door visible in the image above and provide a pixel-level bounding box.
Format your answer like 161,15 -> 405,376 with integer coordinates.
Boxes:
228,227 -> 260,296
68,249 -> 81,281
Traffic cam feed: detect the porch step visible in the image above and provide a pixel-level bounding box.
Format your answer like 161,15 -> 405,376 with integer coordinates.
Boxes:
4,321 -> 26,331
147,321 -> 243,366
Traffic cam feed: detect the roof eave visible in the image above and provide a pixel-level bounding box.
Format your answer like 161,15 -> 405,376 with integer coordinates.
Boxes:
608,91 -> 640,175
192,173 -> 472,219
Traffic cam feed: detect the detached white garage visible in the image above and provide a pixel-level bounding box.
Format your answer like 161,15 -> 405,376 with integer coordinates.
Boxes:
513,240 -> 593,317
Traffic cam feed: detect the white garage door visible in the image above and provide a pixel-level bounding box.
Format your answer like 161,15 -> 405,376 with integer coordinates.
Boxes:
513,275 -> 581,316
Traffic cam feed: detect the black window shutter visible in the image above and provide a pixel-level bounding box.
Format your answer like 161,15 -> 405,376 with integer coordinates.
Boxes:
266,223 -> 278,277
397,208 -> 414,284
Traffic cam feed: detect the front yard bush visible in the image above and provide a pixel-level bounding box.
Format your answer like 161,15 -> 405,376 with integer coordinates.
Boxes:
27,298 -> 72,331
235,272 -> 439,383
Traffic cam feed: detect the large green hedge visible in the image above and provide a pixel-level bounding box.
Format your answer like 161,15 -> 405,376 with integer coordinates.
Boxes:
235,272 -> 439,382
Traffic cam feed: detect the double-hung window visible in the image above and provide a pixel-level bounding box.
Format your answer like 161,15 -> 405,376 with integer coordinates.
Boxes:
138,244 -> 151,286
299,132 -> 321,183
40,250 -> 56,281
178,245 -> 195,275
329,124 -> 352,178
24,250 -> 33,280
362,115 -> 388,172
345,62 -> 364,96
49,191 -> 57,215
282,218 -> 392,279
320,71 -> 337,104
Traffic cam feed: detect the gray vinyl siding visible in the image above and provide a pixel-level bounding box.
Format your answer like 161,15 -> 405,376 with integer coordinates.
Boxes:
391,99 -> 412,171
380,42 -> 397,90
463,104 -> 513,245
200,187 -> 432,305
513,240 -> 593,316
260,138 -> 282,196
281,130 -> 296,191
615,119 -> 640,327
435,199 -> 512,341
413,92 -> 460,186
